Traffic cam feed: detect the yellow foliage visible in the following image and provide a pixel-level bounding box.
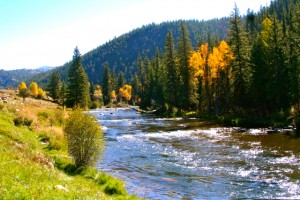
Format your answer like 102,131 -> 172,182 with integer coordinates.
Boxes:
261,17 -> 272,47
189,43 -> 209,78
110,90 -> 116,101
30,82 -> 39,97
18,82 -> 27,91
118,84 -> 132,102
190,41 -> 233,85
38,88 -> 45,99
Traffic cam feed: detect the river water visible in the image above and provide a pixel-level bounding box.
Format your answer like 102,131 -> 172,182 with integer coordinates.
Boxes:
92,108 -> 300,199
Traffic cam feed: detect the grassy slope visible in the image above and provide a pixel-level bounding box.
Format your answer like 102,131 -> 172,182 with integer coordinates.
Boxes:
0,90 -> 138,200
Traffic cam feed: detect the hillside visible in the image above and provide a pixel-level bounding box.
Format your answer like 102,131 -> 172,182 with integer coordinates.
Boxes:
28,18 -> 230,86
0,67 -> 54,88
0,89 -> 137,199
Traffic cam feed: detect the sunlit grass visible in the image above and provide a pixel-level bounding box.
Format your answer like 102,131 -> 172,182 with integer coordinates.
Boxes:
0,92 -> 139,200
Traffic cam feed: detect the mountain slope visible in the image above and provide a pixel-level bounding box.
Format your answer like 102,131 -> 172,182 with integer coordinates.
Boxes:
29,19 -> 230,86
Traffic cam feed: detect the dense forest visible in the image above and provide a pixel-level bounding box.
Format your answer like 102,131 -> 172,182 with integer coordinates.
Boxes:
20,0 -> 300,126
27,18 -> 230,86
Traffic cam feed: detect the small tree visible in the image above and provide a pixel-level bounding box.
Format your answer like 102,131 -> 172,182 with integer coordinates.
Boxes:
37,88 -> 45,99
19,88 -> 30,102
18,82 -> 30,101
30,82 -> 39,98
18,81 -> 27,91
64,108 -> 104,168
48,72 -> 61,102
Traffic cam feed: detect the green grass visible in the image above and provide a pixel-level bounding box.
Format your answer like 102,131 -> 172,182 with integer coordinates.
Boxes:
0,104 -> 138,200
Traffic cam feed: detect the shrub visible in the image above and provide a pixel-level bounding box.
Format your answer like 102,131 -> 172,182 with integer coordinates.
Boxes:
104,180 -> 126,195
90,101 -> 100,109
13,116 -> 33,127
64,108 -> 104,168
95,173 -> 126,195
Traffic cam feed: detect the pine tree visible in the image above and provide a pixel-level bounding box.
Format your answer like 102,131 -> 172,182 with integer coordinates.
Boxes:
48,72 -> 61,103
164,31 -> 179,109
130,74 -> 139,105
289,4 -> 300,113
152,48 -> 165,106
60,82 -> 67,108
66,47 -> 90,108
228,4 -> 252,112
117,72 -> 125,91
177,21 -> 196,109
102,63 -> 111,105
137,54 -> 146,108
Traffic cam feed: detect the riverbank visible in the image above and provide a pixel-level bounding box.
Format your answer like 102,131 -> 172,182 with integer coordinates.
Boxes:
0,90 -> 138,199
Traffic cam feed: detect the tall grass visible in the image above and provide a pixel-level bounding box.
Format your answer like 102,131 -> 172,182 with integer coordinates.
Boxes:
0,98 -> 138,200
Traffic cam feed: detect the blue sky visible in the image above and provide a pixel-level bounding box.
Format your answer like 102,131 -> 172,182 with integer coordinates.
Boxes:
0,0 -> 270,70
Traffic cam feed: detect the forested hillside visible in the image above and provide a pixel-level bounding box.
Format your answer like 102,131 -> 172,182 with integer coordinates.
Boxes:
28,18 -> 230,85
0,66 -> 55,88
23,0 -> 300,126
0,69 -> 47,88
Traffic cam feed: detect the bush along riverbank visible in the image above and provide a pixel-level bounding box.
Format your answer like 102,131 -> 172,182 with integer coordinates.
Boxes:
0,90 -> 138,199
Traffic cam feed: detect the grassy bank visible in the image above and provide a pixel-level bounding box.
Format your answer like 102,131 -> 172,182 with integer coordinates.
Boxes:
0,90 -> 138,199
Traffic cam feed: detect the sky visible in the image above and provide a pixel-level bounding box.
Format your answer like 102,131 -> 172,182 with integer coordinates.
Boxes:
0,0 -> 270,70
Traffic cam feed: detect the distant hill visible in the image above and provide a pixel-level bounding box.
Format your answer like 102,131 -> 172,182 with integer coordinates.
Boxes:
0,69 -> 40,88
35,66 -> 55,72
0,66 -> 56,88
29,18 -> 230,86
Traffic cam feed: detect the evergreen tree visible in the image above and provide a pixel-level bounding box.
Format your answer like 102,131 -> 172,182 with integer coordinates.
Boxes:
102,63 -> 111,105
66,47 -> 90,108
144,57 -> 154,107
137,54 -> 146,108
48,72 -> 61,103
152,48 -> 165,106
60,82 -> 67,108
228,4 -> 252,112
289,4 -> 300,113
177,21 -> 196,109
130,74 -> 139,105
164,31 -> 179,109
117,72 -> 125,91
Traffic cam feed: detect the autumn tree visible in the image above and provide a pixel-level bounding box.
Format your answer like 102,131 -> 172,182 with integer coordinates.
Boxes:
110,90 -> 116,103
190,43 -> 212,113
18,81 -> 27,91
30,82 -> 39,98
208,41 -> 233,115
66,47 -> 90,109
18,82 -> 30,102
37,88 -> 45,99
118,84 -> 132,104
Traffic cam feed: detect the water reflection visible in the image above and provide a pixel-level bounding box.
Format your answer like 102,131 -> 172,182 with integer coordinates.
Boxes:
93,108 -> 300,199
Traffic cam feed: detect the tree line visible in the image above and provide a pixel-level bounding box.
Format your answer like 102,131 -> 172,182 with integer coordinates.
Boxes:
45,1 -> 300,125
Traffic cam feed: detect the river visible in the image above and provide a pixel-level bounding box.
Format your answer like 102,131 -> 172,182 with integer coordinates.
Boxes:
92,108 -> 300,199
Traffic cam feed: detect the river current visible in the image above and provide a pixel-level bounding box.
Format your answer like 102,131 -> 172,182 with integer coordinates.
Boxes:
92,108 -> 300,199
